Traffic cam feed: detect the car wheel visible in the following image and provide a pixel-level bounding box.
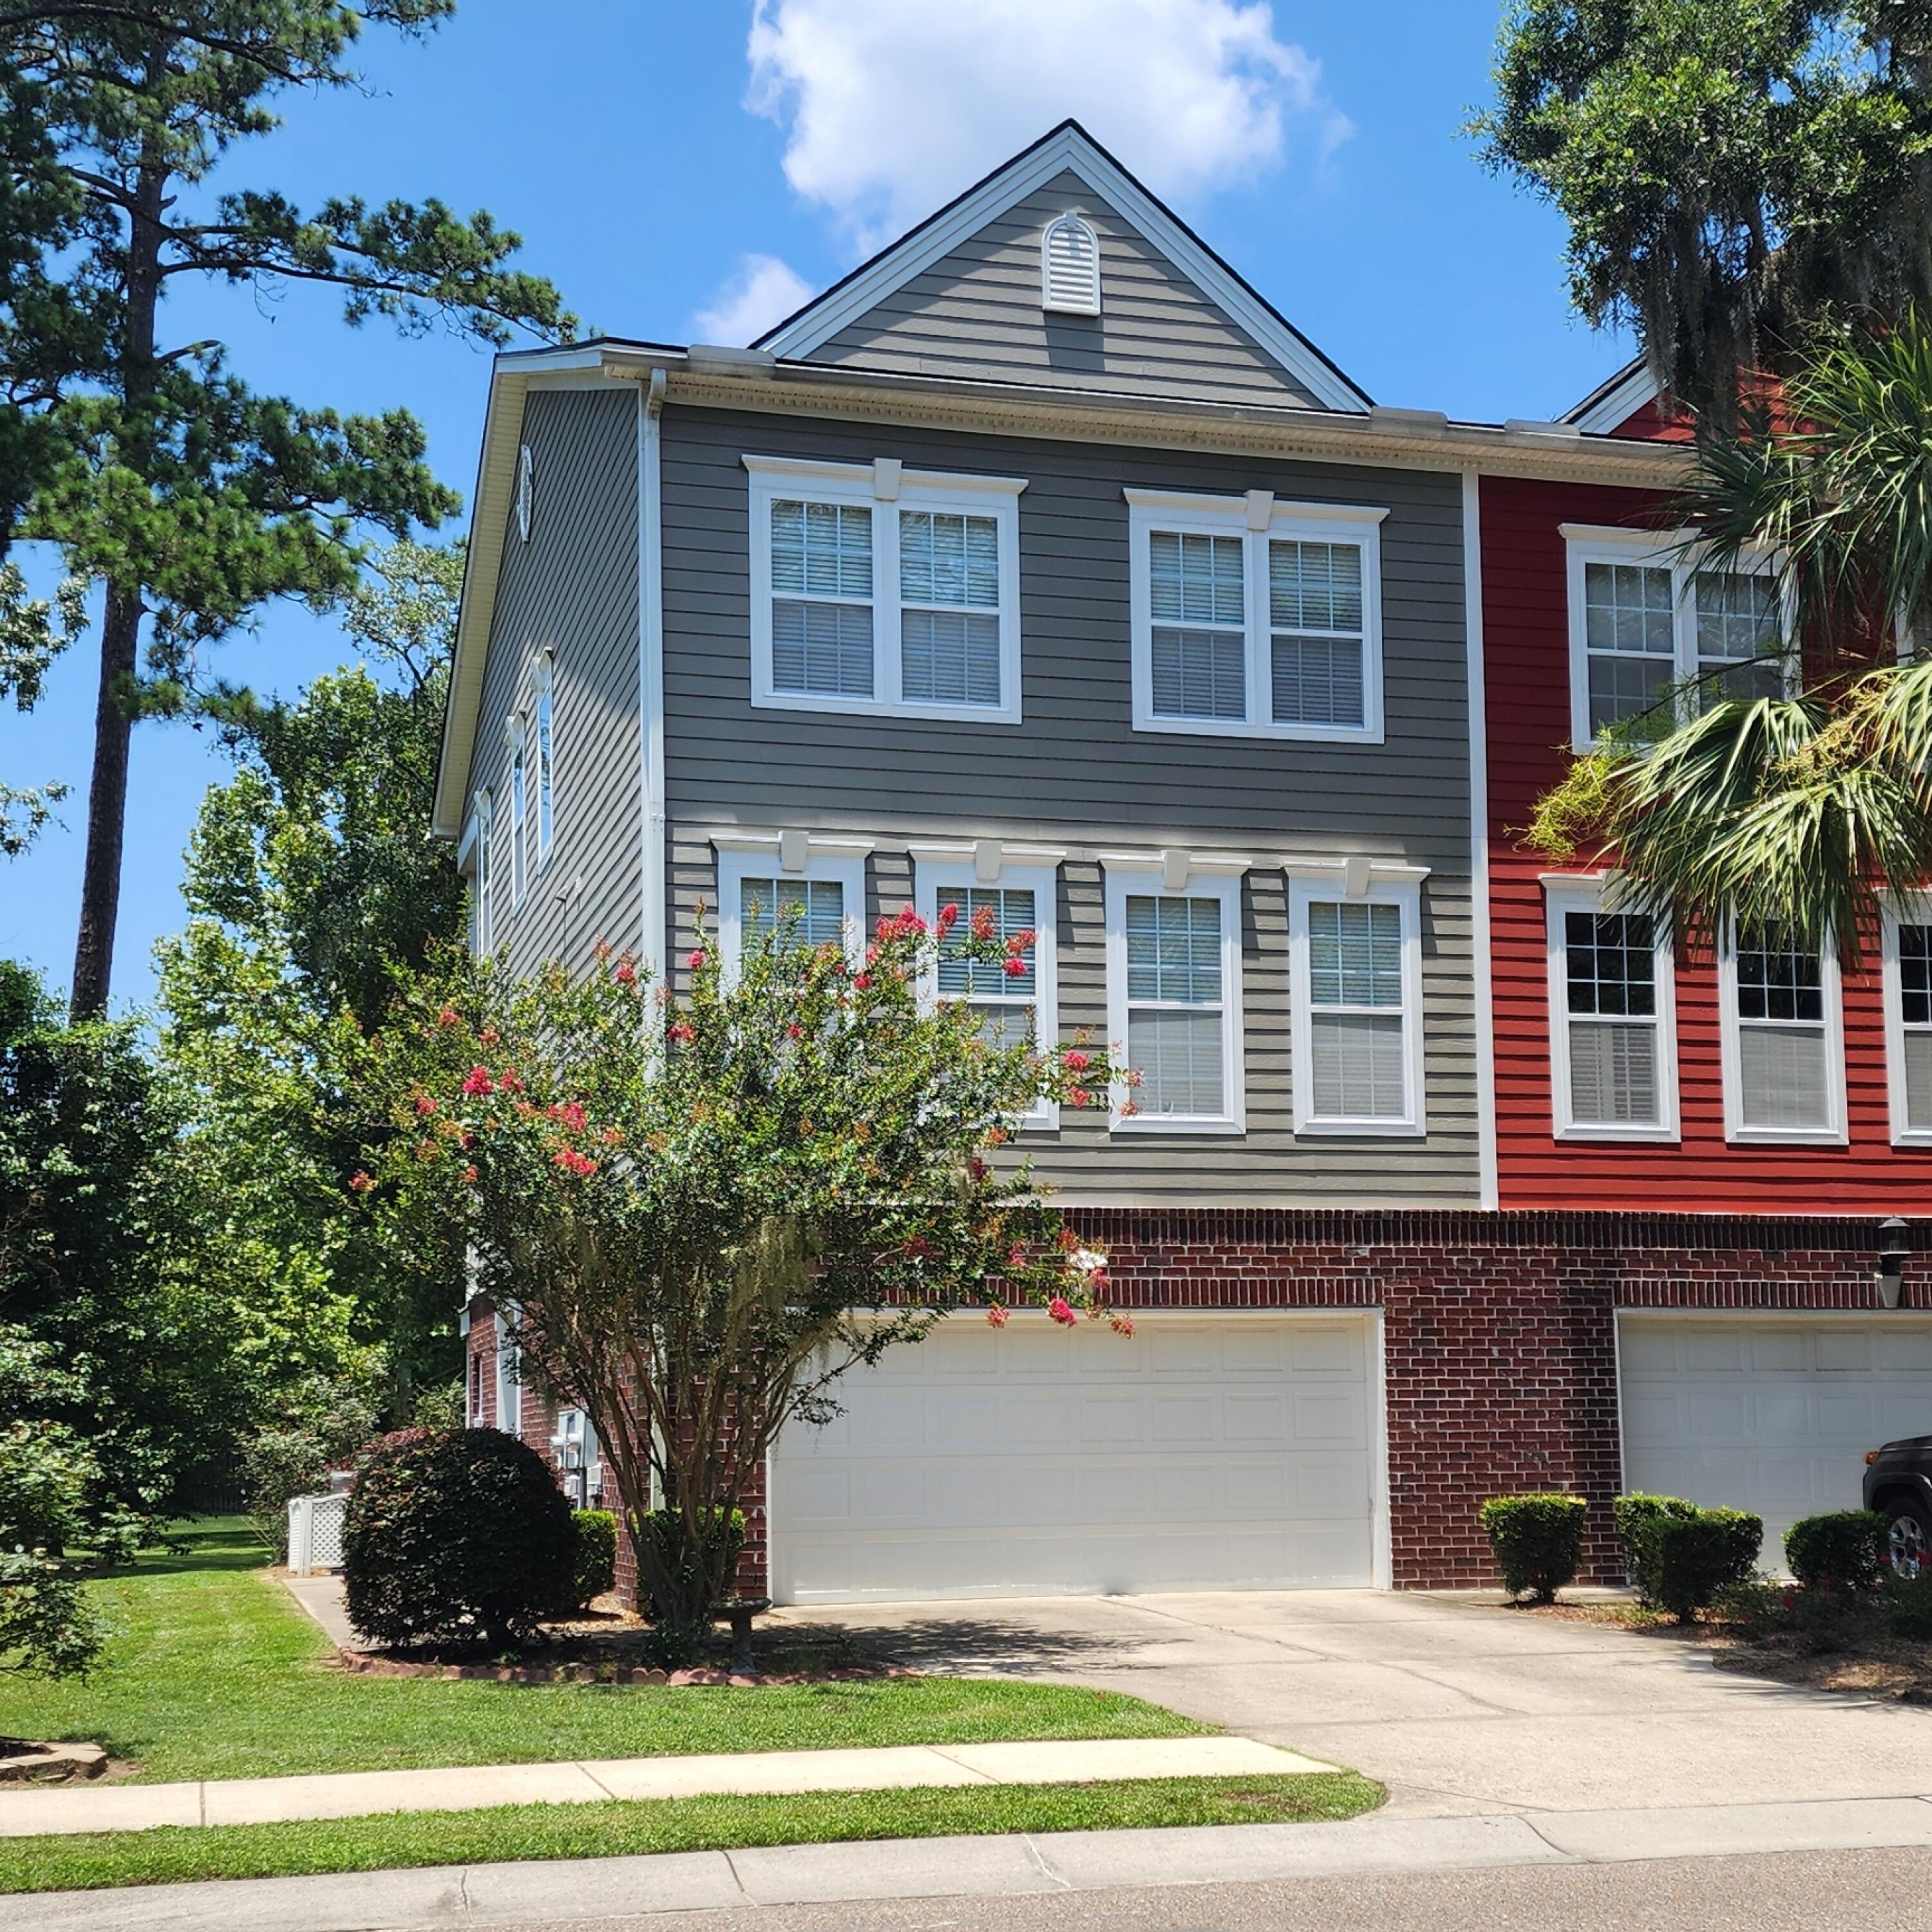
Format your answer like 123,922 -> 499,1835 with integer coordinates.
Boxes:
1884,1497 -> 1932,1580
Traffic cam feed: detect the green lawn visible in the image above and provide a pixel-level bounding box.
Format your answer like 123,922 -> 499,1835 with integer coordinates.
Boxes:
0,1521 -> 1207,1782
0,1774 -> 1385,1893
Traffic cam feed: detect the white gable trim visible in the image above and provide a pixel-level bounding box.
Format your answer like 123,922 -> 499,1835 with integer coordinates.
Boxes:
756,123 -> 1368,415
1566,359 -> 1663,436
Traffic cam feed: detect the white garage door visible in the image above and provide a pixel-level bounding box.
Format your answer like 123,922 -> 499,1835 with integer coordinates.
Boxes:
770,1314 -> 1378,1604
1619,1315 -> 1932,1573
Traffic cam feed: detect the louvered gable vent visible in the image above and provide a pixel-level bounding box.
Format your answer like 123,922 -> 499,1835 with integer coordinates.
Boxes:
1041,212 -> 1101,315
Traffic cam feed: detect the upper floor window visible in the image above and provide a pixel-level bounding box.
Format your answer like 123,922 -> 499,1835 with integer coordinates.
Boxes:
1126,489 -> 1385,743
469,789 -> 495,956
1103,862 -> 1245,1134
1286,867 -> 1425,1135
495,1309 -> 522,1436
745,455 -> 1024,724
533,655 -> 555,866
1719,920 -> 1845,1143
914,853 -> 1061,1132
715,842 -> 867,983
1883,902 -> 1932,1144
1041,212 -> 1101,315
507,720 -> 529,909
1563,526 -> 1790,747
515,444 -> 533,544
1542,879 -> 1678,1141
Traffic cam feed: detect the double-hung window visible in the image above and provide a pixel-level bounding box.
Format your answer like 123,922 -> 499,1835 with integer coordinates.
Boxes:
489,783 -> 514,938
914,856 -> 1060,1131
1126,489 -> 1385,743
1104,864 -> 1244,1132
533,656 -> 555,866
507,721 -> 529,909
1285,867 -> 1425,1134
1719,922 -> 1845,1142
469,790 -> 495,956
1564,526 -> 1790,746
494,1310 -> 522,1436
715,842 -> 867,983
746,455 -> 1024,723
1543,880 -> 1678,1139
1883,900 -> 1932,1144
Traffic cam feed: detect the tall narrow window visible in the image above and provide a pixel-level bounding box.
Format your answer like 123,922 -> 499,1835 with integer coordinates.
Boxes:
1289,872 -> 1425,1133
1270,541 -> 1365,728
509,730 -> 528,909
1723,923 -> 1842,1139
472,791 -> 494,956
534,665 -> 554,864
1126,896 -> 1224,1115
489,791 -> 512,943
495,1312 -> 521,1436
1149,531 -> 1246,721
771,498 -> 875,697
1885,909 -> 1932,1142
1041,212 -> 1101,315
1547,898 -> 1680,1136
1581,559 -> 1675,737
899,511 -> 1001,706
468,1347 -> 484,1426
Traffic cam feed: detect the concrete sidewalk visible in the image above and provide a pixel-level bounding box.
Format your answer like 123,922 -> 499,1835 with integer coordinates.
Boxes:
10,1794 -> 1932,1931
0,1736 -> 1330,1839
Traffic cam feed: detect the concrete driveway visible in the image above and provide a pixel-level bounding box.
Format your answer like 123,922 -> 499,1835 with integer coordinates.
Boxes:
773,1590 -> 1932,1819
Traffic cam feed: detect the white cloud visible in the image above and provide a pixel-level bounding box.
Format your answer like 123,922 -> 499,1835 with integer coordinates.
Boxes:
746,0 -> 1349,251
692,253 -> 818,346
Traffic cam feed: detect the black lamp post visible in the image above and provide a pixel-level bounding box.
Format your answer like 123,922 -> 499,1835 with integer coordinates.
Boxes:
1877,1217 -> 1911,1310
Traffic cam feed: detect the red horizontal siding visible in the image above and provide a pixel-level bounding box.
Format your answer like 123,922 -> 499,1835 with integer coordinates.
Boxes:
1480,473 -> 1932,1213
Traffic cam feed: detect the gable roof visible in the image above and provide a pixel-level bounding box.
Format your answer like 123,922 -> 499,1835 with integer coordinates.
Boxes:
753,119 -> 1371,415
1564,356 -> 1663,435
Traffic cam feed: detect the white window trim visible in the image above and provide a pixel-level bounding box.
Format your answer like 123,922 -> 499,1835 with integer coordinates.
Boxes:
744,454 -> 1026,725
1541,875 -> 1680,1143
467,789 -> 493,956
1103,860 -> 1246,1135
494,1310 -> 522,1436
1126,487 -> 1387,745
715,838 -> 868,987
913,855 -> 1061,1133
506,714 -> 529,911
531,652 -> 555,870
1882,893 -> 1932,1146
1284,862 -> 1426,1137
1561,524 -> 1795,750
1717,918 -> 1848,1145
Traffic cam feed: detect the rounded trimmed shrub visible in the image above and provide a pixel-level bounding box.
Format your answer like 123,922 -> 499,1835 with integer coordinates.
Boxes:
1651,1508 -> 1763,1621
560,1508 -> 618,1614
1479,1492 -> 1588,1603
1613,1492 -> 1698,1601
343,1427 -> 577,1653
1785,1510 -> 1888,1594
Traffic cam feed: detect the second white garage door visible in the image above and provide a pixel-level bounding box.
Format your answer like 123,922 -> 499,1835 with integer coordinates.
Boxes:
769,1313 -> 1379,1604
1619,1314 -> 1932,1572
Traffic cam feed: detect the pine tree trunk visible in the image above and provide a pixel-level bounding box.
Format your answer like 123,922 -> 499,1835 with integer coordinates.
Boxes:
68,581 -> 140,1018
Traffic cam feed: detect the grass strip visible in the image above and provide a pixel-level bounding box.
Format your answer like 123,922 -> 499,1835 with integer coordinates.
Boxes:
0,1774 -> 1383,1893
0,1522 -> 1206,1782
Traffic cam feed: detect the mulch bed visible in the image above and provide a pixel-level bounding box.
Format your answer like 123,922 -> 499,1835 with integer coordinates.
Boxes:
1507,1598 -> 1932,1702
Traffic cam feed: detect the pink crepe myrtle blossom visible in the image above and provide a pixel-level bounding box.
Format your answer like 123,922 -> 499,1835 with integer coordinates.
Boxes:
1068,1086 -> 1091,1108
687,949 -> 706,971
1001,956 -> 1028,979
348,1170 -> 375,1194
614,960 -> 638,986
971,904 -> 996,939
937,902 -> 960,931
1061,1050 -> 1090,1074
461,1066 -> 494,1098
1047,1298 -> 1077,1329
667,1021 -> 696,1045
436,1007 -> 460,1029
415,1094 -> 437,1117
461,1164 -> 478,1185
1110,1314 -> 1137,1338
553,1148 -> 598,1177
985,1303 -> 1009,1329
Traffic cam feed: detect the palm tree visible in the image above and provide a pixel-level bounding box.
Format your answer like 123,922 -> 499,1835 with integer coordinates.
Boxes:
1530,312 -> 1932,969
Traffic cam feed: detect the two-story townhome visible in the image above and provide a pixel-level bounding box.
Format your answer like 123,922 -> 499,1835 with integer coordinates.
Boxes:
437,123 -> 1930,1602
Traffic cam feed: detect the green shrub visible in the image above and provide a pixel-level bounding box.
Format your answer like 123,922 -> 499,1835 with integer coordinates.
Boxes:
342,1427 -> 577,1653
1885,1570 -> 1932,1642
1650,1508 -> 1763,1620
1613,1492 -> 1698,1601
1479,1492 -> 1589,1603
639,1506 -> 746,1621
1784,1511 -> 1889,1594
558,1509 -> 618,1613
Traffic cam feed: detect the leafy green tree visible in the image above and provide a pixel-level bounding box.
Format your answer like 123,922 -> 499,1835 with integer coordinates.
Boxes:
363,911 -> 1130,1625
1476,2 -> 1932,419
0,1 -> 574,1013
158,540 -> 468,1406
1528,314 -> 1932,962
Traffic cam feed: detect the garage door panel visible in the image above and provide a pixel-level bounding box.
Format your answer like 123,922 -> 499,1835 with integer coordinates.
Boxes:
772,1317 -> 1378,1603
1620,1316 -> 1932,1578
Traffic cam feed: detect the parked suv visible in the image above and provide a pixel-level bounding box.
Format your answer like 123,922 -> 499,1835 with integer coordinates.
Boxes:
1864,1438 -> 1932,1579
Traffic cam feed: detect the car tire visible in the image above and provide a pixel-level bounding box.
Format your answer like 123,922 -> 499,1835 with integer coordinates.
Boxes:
1882,1495 -> 1932,1581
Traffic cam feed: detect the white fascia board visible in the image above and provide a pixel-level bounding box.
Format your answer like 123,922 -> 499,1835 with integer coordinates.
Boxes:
757,125 -> 1370,415
1566,360 -> 1663,435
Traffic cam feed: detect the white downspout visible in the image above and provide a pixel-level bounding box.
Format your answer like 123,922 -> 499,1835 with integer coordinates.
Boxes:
1463,469 -> 1499,1211
639,370 -> 668,986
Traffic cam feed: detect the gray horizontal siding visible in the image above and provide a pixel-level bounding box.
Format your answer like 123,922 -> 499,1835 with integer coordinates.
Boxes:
468,386 -> 642,977
659,401 -> 1477,1207
809,171 -> 1322,409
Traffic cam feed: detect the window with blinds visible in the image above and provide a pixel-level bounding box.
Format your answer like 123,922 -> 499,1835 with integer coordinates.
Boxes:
900,511 -> 1001,706
1041,212 -> 1101,314
1270,541 -> 1366,728
1305,900 -> 1407,1121
1732,924 -> 1832,1132
472,792 -> 494,956
936,886 -> 1036,1048
1124,893 -> 1226,1117
535,677 -> 554,863
1562,911 -> 1661,1126
509,734 -> 528,909
1898,923 -> 1932,1133
738,876 -> 846,951
770,498 -> 875,697
1149,531 -> 1246,720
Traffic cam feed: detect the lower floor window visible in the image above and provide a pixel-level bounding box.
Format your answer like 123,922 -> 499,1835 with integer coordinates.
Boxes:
1725,923 -> 1841,1139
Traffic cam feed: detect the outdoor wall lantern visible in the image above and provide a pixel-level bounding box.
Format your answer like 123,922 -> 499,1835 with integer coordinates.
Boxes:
1877,1217 -> 1911,1311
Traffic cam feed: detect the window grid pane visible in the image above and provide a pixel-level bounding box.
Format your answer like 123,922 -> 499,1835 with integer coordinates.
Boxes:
1736,927 -> 1824,1021
740,876 -> 845,949
772,599 -> 875,696
1569,1019 -> 1660,1125
937,887 -> 1036,999
771,498 -> 875,697
1150,529 -> 1247,721
1269,540 -> 1363,632
899,511 -> 998,609
1564,911 -> 1656,1018
1739,1024 -> 1829,1130
1308,902 -> 1402,1009
902,610 -> 1000,706
1130,1009 -> 1224,1116
772,499 -> 872,599
1271,635 -> 1364,727
1311,1013 -> 1406,1119
1584,559 -> 1675,735
1126,895 -> 1221,1004
1694,571 -> 1782,698
1902,925 -> 1932,1027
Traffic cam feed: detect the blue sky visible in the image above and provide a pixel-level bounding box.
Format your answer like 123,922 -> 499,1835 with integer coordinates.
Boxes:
0,0 -> 1633,1012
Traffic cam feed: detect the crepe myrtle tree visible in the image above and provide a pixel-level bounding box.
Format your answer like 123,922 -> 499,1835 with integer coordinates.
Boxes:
359,902 -> 1134,1627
